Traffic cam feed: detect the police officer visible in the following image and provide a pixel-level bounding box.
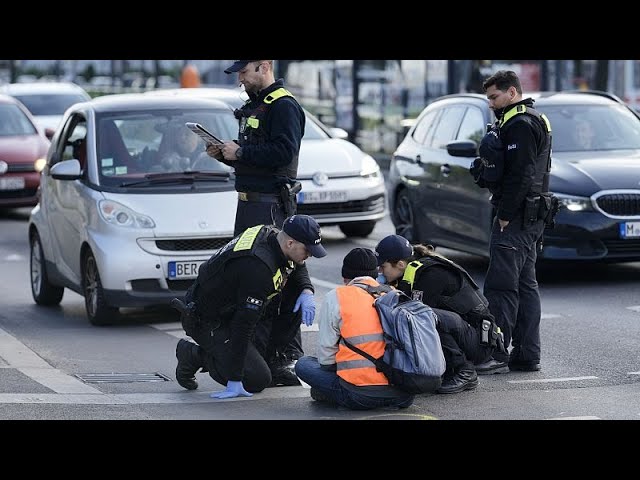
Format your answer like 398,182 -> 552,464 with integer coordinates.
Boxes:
174,215 -> 327,398
207,59 -> 305,236
206,60 -> 307,378
375,235 -> 507,394
478,70 -> 553,372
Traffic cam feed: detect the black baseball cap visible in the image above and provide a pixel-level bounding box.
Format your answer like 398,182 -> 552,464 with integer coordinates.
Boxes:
224,60 -> 260,74
282,215 -> 327,258
375,234 -> 413,266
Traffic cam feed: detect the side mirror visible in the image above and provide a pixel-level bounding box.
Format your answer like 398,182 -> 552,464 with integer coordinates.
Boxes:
50,159 -> 82,180
44,128 -> 56,140
328,127 -> 349,140
447,140 -> 478,158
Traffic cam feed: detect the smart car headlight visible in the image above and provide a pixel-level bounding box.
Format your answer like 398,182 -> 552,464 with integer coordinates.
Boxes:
553,192 -> 594,212
360,155 -> 381,178
34,158 -> 47,173
98,200 -> 155,228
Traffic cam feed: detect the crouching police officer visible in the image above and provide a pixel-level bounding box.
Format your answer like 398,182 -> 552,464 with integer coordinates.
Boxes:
375,235 -> 507,394
173,215 -> 326,399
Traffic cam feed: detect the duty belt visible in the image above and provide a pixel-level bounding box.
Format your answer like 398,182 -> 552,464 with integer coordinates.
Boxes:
238,191 -> 280,202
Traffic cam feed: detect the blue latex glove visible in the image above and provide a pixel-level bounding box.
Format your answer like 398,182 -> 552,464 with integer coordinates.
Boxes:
293,290 -> 315,327
210,380 -> 253,399
376,273 -> 387,285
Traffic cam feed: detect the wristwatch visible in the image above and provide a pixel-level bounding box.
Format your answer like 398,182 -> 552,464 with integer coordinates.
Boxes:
236,147 -> 244,160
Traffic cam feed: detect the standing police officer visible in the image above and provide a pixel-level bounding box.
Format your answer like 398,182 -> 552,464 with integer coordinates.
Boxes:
206,60 -> 308,382
207,59 -> 305,235
478,70 -> 552,372
174,215 -> 327,398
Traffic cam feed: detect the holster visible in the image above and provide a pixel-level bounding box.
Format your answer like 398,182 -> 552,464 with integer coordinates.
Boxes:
538,193 -> 560,229
280,181 -> 302,217
170,298 -> 201,337
523,195 -> 541,227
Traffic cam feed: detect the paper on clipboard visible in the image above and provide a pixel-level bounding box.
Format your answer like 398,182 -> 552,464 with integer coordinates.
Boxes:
185,122 -> 224,146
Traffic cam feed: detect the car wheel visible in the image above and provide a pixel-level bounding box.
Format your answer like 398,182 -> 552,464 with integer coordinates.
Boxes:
394,190 -> 416,242
339,221 -> 376,238
30,232 -> 64,306
83,251 -> 118,326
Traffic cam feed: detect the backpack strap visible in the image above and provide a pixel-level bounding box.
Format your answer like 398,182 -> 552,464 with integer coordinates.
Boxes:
340,337 -> 390,377
352,282 -> 393,297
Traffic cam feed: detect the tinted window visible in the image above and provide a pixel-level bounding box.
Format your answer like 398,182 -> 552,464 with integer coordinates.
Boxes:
457,106 -> 485,144
537,103 -> 640,152
0,104 -> 37,136
412,110 -> 438,145
431,106 -> 466,148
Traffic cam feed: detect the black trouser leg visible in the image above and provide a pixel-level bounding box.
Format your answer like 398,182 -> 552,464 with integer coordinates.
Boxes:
433,308 -> 480,373
234,198 -> 287,236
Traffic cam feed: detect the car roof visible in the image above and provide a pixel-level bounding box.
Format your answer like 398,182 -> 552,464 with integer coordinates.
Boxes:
0,93 -> 23,105
437,90 -> 624,108
0,81 -> 90,96
80,93 -> 233,113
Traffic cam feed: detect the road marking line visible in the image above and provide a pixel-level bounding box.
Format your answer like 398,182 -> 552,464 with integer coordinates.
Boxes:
0,328 -> 100,394
627,306 -> 640,312
541,313 -> 562,319
627,371 -> 640,375
547,415 -> 601,420
508,376 -> 598,384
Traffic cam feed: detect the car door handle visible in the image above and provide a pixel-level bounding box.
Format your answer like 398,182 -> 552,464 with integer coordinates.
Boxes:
440,164 -> 451,176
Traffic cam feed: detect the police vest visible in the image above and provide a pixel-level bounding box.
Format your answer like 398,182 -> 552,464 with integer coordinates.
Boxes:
335,277 -> 389,386
500,104 -> 553,195
236,87 -> 299,181
478,104 -> 552,194
399,255 -> 489,317
191,225 -> 292,316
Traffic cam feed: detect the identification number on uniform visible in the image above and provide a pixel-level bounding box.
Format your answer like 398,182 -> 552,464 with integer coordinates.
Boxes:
619,222 -> 640,239
0,177 -> 25,191
168,260 -> 204,279
297,190 -> 347,204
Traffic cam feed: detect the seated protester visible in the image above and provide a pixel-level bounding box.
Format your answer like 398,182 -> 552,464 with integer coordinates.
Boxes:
375,235 -> 507,395
295,248 -> 415,410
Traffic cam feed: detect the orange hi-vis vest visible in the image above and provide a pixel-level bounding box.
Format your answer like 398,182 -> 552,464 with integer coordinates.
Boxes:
335,277 -> 389,386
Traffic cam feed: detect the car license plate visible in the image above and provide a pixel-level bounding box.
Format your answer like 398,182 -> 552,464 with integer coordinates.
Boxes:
168,260 -> 204,279
0,177 -> 25,191
298,190 -> 347,204
619,222 -> 640,239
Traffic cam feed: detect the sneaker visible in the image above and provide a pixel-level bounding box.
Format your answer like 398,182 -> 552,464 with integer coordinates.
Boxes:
476,359 -> 509,375
508,360 -> 541,372
437,369 -> 478,394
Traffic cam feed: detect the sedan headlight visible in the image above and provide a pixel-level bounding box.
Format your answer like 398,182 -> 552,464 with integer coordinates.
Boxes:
34,158 -> 47,173
98,200 -> 155,228
553,192 -> 594,212
360,155 -> 381,179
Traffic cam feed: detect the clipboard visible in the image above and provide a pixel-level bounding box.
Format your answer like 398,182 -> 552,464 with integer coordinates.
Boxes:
185,122 -> 223,146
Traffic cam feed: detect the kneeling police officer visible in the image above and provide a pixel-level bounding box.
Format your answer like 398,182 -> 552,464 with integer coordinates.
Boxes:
174,215 -> 326,398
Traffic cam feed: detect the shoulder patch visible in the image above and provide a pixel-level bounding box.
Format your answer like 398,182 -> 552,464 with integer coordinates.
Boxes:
244,296 -> 264,311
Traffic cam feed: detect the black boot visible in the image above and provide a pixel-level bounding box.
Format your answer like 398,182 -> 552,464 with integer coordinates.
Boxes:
437,368 -> 479,394
268,352 -> 301,387
176,339 -> 202,390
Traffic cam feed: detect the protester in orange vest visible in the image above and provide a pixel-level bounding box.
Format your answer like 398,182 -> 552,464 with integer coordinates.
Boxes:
294,248 -> 415,410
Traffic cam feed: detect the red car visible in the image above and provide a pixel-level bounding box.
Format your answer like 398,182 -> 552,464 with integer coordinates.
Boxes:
0,94 -> 51,208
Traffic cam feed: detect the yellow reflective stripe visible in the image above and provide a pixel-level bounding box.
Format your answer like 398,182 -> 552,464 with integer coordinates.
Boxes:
500,104 -> 526,127
263,87 -> 294,104
402,260 -> 423,288
233,225 -> 263,251
246,117 -> 259,128
540,113 -> 552,132
272,268 -> 283,291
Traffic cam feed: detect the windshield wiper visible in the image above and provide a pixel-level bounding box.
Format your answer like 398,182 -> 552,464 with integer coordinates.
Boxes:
119,171 -> 231,187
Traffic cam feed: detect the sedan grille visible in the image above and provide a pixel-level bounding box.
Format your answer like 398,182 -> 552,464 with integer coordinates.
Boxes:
155,237 -> 232,251
595,192 -> 640,217
297,194 -> 385,216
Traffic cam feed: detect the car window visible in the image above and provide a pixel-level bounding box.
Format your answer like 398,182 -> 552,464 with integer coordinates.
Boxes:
411,109 -> 438,145
96,108 -> 239,186
0,103 -> 37,136
431,106 -> 466,148
12,93 -> 89,116
457,106 -> 485,144
538,103 -> 640,152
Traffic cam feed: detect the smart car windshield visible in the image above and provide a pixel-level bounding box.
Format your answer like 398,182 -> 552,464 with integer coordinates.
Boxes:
95,108 -> 239,187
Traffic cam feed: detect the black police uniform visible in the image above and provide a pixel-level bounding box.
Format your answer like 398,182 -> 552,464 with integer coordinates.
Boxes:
481,98 -> 552,369
396,256 -> 499,382
233,78 -> 305,236
175,224 -> 313,392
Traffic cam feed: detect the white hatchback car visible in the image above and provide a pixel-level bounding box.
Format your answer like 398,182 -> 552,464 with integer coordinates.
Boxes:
0,82 -> 91,135
147,87 -> 387,237
28,93 -> 240,325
